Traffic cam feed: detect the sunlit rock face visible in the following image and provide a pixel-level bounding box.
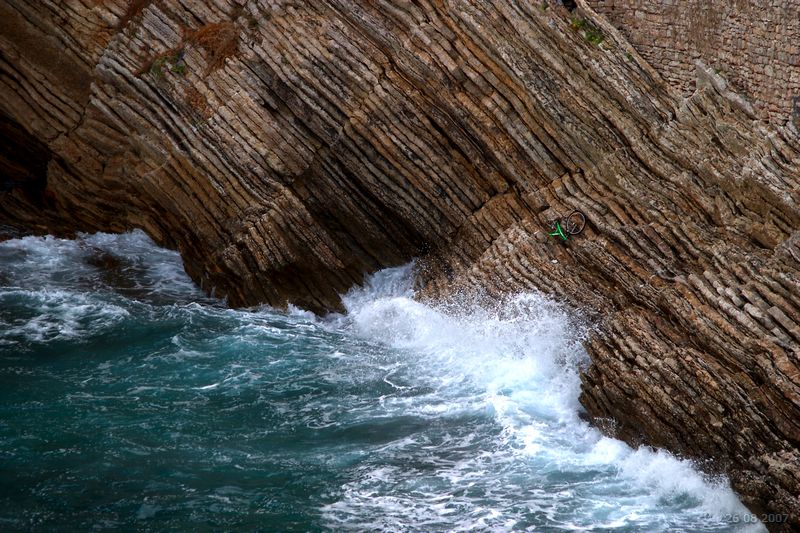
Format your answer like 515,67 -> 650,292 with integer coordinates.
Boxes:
0,1 -> 798,527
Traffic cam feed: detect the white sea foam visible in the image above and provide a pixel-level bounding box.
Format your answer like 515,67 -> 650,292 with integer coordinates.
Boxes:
0,288 -> 129,343
0,232 -> 765,531
0,231 -> 205,347
321,264 -> 764,532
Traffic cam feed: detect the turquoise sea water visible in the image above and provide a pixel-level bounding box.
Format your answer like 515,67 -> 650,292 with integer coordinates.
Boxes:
0,231 -> 764,532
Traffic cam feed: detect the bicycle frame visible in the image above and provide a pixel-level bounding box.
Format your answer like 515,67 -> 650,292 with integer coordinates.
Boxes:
548,221 -> 568,241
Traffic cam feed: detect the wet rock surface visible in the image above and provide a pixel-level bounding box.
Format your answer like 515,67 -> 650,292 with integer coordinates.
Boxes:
0,0 -> 798,527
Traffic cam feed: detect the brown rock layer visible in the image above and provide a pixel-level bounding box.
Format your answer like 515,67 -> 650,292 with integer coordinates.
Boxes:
587,0 -> 800,127
1,0 -> 798,527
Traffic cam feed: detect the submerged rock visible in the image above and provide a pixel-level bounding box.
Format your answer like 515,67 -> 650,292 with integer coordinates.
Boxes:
85,248 -> 123,271
0,0 -> 797,527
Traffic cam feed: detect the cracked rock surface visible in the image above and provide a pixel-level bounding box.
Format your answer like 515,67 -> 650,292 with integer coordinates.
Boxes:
1,0 -> 798,527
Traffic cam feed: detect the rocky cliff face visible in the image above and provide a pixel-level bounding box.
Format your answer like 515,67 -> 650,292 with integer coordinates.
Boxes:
587,0 -> 800,127
1,0 -> 798,527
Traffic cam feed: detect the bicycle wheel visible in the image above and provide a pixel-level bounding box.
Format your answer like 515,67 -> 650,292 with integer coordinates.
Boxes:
564,210 -> 586,235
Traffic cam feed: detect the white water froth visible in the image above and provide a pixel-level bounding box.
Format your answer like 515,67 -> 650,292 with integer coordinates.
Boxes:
0,230 -> 202,299
322,264 -> 763,532
0,231 -> 206,347
0,232 -> 764,530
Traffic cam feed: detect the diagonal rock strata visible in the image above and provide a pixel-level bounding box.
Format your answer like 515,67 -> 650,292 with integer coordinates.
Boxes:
0,0 -> 798,526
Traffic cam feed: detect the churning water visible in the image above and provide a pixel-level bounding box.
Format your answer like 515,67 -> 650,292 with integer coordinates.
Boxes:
0,231 -> 763,532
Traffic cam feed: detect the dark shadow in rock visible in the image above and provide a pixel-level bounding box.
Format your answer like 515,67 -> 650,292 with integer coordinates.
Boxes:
0,225 -> 24,242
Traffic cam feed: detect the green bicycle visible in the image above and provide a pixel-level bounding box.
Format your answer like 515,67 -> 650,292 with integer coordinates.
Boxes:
548,210 -> 586,241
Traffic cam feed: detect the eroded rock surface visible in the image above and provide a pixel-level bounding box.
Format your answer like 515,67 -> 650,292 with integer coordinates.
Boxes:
1,0 -> 798,526
587,0 -> 800,127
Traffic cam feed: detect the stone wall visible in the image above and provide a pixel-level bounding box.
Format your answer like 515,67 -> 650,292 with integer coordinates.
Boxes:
585,0 -> 800,127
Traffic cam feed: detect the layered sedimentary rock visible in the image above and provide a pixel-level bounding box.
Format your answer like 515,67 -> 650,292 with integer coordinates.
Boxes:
0,0 -> 798,527
586,0 -> 800,127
